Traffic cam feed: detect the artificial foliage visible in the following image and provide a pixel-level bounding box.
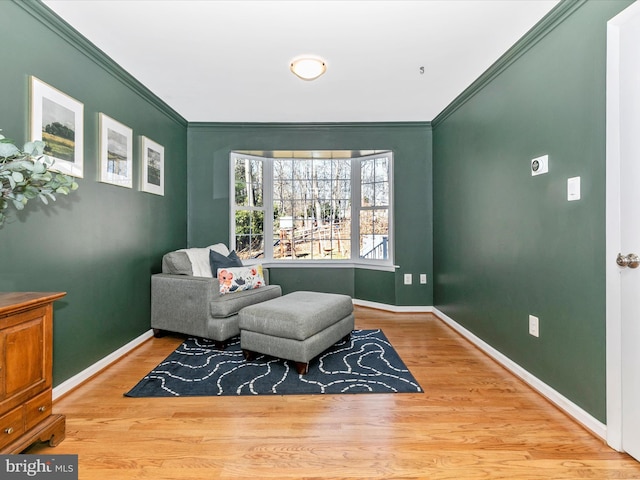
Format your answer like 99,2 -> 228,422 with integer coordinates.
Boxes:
0,131 -> 78,227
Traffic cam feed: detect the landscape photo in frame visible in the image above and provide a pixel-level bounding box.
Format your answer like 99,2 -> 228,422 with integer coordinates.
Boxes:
99,113 -> 133,188
29,76 -> 84,178
140,136 -> 164,196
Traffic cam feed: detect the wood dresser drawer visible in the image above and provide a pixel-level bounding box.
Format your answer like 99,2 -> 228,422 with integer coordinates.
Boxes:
0,406 -> 25,449
25,390 -> 52,431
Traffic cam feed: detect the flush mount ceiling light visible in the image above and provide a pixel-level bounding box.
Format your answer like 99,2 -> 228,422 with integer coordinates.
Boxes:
290,56 -> 326,81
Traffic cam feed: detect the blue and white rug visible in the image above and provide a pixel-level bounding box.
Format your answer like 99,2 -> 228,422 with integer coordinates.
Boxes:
125,329 -> 422,396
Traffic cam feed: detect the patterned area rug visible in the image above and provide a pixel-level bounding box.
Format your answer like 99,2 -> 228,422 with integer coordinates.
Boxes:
125,329 -> 422,396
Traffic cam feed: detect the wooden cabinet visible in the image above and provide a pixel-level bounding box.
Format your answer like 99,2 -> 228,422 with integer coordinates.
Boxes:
0,292 -> 66,453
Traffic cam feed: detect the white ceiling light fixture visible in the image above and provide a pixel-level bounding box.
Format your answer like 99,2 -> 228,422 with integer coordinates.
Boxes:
290,56 -> 327,81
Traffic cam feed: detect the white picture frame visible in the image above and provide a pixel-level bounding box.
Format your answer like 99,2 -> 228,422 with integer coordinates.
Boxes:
29,76 -> 84,178
98,114 -> 133,188
140,136 -> 164,196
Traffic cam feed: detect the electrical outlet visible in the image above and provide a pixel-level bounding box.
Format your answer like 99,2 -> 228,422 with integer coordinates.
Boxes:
529,315 -> 539,337
404,274 -> 412,285
420,274 -> 427,284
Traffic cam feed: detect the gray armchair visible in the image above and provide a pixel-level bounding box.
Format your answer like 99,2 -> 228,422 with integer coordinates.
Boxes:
151,245 -> 281,349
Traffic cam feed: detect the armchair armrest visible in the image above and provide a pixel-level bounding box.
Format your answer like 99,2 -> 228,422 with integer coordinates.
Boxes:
151,274 -> 220,338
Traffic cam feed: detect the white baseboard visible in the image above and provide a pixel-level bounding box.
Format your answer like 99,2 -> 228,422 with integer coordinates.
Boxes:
432,307 -> 607,440
353,298 -> 433,313
52,329 -> 154,400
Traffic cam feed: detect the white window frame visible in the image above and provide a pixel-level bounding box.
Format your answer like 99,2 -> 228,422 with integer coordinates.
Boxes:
230,151 -> 394,270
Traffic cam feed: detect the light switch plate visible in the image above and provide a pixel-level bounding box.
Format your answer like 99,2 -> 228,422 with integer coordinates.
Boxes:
568,176 -> 581,201
404,274 -> 412,285
529,315 -> 539,337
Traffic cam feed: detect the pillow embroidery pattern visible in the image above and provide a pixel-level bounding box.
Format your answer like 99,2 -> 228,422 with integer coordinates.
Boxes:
218,265 -> 265,294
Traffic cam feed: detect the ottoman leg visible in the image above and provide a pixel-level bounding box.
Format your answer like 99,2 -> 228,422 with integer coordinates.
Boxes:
295,361 -> 309,375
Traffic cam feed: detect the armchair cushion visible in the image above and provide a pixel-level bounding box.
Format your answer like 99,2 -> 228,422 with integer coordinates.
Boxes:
162,250 -> 192,275
209,249 -> 243,278
210,283 -> 281,318
162,243 -> 229,276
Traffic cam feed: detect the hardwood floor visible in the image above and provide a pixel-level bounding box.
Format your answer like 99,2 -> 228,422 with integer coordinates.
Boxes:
26,307 -> 640,479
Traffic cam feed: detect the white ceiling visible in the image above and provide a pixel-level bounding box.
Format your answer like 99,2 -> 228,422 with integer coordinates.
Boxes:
42,0 -> 559,123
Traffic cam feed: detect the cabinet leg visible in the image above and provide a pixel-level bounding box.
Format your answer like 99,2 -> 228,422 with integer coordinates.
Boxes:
0,414 -> 66,454
45,415 -> 66,447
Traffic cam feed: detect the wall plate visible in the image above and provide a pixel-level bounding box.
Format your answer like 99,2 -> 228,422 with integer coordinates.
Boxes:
531,155 -> 549,176
568,176 -> 581,201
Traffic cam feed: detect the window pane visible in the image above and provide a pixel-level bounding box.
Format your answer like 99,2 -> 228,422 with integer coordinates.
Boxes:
274,158 -> 292,179
334,160 -> 350,180
251,182 -> 263,207
359,210 -> 373,234
234,157 -> 263,207
274,179 -> 293,203
372,208 -> 389,235
359,207 -> 389,259
375,157 -> 389,182
375,181 -> 389,206
235,235 -> 264,259
323,222 -> 351,260
235,182 -> 248,206
333,199 -> 350,222
314,159 -> 332,179
361,159 -> 374,184
361,183 -> 374,206
293,178 -> 311,200
234,210 -> 264,259
294,160 -> 311,182
316,180 -> 332,199
335,180 -> 351,201
360,234 -> 388,260
291,200 -> 306,219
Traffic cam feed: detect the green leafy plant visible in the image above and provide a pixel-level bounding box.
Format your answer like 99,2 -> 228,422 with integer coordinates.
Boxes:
0,130 -> 78,227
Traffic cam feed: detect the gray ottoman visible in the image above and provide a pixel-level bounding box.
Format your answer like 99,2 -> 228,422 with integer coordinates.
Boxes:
238,291 -> 355,374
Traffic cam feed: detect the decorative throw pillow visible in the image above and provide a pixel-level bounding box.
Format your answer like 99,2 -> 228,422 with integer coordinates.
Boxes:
209,249 -> 242,278
218,265 -> 265,294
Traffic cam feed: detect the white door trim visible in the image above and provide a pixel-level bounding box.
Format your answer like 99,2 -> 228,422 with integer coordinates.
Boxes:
605,0 -> 640,453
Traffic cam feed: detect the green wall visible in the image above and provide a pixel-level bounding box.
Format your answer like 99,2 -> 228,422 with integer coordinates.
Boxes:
432,0 -> 633,423
0,1 -> 188,386
187,123 -> 433,306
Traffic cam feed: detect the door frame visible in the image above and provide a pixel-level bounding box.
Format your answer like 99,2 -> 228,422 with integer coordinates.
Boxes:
605,0 -> 640,453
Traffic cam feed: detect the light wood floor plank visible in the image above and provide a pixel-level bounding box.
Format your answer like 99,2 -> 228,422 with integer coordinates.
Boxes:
25,307 -> 640,479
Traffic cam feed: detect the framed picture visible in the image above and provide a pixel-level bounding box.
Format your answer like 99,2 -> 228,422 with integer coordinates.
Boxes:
29,76 -> 84,178
99,113 -> 133,188
140,136 -> 164,196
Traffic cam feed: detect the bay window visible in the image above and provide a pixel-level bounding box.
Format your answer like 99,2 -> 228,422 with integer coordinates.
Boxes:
230,150 -> 393,267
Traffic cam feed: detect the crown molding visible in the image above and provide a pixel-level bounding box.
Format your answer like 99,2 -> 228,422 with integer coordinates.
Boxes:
432,0 -> 587,128
14,0 -> 187,127
188,121 -> 432,130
